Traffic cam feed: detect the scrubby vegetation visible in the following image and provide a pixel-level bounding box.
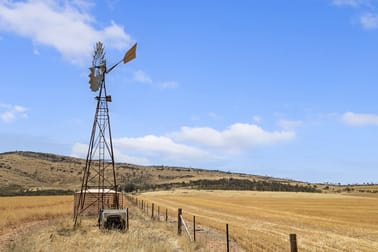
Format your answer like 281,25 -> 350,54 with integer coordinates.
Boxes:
121,178 -> 320,193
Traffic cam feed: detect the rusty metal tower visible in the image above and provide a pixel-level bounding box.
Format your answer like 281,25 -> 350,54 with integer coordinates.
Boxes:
74,41 -> 137,227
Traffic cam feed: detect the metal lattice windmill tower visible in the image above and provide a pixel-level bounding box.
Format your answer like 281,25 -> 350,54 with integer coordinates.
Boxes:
74,41 -> 137,227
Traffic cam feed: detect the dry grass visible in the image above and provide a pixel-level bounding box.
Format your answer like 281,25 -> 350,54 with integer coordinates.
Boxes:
1,195 -> 201,252
9,218 -> 196,252
0,195 -> 73,234
138,190 -> 378,252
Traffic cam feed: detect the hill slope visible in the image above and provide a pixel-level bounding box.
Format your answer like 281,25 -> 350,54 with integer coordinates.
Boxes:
0,151 -> 317,195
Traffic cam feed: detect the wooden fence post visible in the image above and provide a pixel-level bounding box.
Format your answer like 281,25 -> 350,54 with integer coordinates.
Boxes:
193,216 -> 196,241
166,208 -> 168,222
178,208 -> 182,235
158,206 -> 160,221
226,224 -> 230,252
290,234 -> 298,252
152,203 -> 154,219
126,208 -> 129,230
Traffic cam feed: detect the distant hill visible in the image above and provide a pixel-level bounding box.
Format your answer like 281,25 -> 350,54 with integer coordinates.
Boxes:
0,151 -> 338,196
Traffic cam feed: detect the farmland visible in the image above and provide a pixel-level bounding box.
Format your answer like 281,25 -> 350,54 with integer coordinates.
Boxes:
0,191 -> 377,251
138,189 -> 378,251
1,151 -> 378,251
0,195 -> 196,252
0,195 -> 72,233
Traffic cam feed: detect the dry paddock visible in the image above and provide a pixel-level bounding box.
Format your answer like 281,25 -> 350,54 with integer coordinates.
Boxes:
137,190 -> 378,252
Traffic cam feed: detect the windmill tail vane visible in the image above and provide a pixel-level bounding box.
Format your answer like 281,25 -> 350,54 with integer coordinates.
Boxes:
107,43 -> 137,74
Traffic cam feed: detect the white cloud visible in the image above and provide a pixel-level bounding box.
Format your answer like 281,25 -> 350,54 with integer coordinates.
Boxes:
113,135 -> 208,161
113,149 -> 150,164
332,0 -> 363,7
252,115 -> 261,123
0,103 -> 29,123
71,142 -> 88,157
171,123 -> 295,151
132,70 -> 178,89
160,81 -> 178,89
106,0 -> 120,10
342,112 -> 378,126
133,70 -> 152,84
331,0 -> 378,30
0,0 -> 131,64
33,48 -> 40,55
71,142 -> 150,164
208,112 -> 222,120
360,12 -> 378,29
72,122 -> 296,166
277,119 -> 303,130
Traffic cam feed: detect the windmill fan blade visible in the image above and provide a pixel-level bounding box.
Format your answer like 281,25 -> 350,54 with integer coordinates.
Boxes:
90,81 -> 100,92
89,67 -> 101,92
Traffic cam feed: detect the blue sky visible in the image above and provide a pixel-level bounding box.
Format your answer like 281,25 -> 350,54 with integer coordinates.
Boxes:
1,0 -> 378,184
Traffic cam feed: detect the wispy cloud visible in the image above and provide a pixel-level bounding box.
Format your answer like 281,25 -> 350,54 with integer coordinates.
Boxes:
160,81 -> 178,89
0,103 -> 29,123
277,119 -> 303,130
0,0 -> 131,64
342,112 -> 378,126
360,12 -> 378,29
133,69 -> 178,89
133,70 -> 152,84
252,115 -> 262,123
208,112 -> 222,120
33,48 -> 40,56
332,0 -> 364,7
331,0 -> 378,29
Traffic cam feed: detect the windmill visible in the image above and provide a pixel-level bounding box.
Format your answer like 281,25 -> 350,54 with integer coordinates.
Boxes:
73,41 -> 137,227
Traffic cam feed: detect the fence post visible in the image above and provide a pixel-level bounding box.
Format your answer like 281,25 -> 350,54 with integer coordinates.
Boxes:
290,234 -> 298,252
142,200 -> 144,210
158,206 -> 160,221
193,215 -> 196,242
178,208 -> 182,235
226,224 -> 229,252
152,203 -> 154,219
126,208 -> 129,231
147,203 -> 149,215
166,208 -> 168,222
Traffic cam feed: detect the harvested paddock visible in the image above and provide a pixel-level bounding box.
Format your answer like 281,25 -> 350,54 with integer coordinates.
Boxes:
138,190 -> 378,251
0,195 -> 72,233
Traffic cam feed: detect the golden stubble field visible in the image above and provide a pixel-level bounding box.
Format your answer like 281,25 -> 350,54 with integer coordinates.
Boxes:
138,190 -> 378,252
0,195 -> 73,233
